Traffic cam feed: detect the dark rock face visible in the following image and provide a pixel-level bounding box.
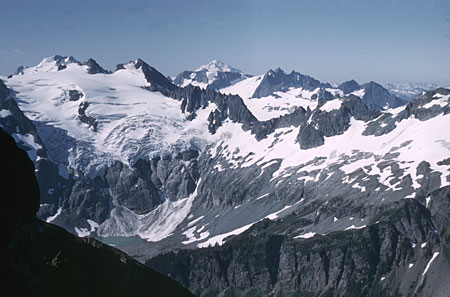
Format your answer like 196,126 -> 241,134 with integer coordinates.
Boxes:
297,95 -> 380,149
84,58 -> 109,74
251,106 -> 309,140
148,195 -> 450,297
67,89 -> 83,101
169,85 -> 257,133
150,151 -> 200,202
77,101 -> 98,131
1,128 -> 40,245
252,68 -> 331,98
338,79 -> 360,94
361,81 -> 406,110
53,175 -> 111,230
134,58 -> 178,95
312,87 -> 334,101
105,160 -> 163,214
0,128 -> 193,297
297,124 -> 324,149
47,151 -> 201,231
0,79 -> 46,158
15,66 -> 25,75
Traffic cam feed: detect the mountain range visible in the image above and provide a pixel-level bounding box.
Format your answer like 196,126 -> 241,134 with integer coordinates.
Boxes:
2,55 -> 450,296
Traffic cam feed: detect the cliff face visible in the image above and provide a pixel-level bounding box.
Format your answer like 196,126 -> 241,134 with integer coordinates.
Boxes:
0,128 -> 193,297
148,190 -> 450,297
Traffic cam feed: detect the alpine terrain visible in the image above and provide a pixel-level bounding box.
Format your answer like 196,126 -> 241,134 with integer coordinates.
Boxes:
2,55 -> 450,296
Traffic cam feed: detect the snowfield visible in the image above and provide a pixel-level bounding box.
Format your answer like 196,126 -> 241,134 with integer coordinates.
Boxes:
5,56 -> 450,251
7,58 -> 218,177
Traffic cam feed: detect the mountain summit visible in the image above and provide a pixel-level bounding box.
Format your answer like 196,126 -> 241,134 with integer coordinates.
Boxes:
195,59 -> 242,73
173,60 -> 250,90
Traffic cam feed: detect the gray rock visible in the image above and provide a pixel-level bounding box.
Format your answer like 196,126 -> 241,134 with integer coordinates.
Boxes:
252,68 -> 331,98
338,79 -> 360,94
77,101 -> 98,131
105,160 -> 163,214
148,196 -> 447,297
84,58 -> 109,74
134,58 -> 178,95
68,89 -> 83,101
361,81 -> 406,110
297,124 -> 324,149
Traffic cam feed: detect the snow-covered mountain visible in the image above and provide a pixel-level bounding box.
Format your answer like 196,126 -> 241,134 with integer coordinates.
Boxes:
220,70 -> 406,121
2,55 -> 450,268
385,82 -> 443,101
173,60 -> 250,90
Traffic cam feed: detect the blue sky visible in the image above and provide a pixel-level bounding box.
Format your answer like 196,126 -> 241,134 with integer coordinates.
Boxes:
0,0 -> 449,84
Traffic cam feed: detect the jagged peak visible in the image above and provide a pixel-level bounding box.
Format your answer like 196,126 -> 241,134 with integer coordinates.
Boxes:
40,55 -> 79,65
84,58 -> 108,74
268,67 -> 284,74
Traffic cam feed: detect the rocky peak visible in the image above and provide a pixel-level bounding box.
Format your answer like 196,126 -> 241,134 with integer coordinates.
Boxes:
252,68 -> 330,98
133,58 -> 178,95
361,81 -> 406,110
338,79 -> 360,94
174,60 -> 247,90
84,58 -> 108,74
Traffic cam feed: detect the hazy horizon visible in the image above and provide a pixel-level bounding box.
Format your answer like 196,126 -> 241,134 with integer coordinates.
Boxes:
1,0 -> 449,85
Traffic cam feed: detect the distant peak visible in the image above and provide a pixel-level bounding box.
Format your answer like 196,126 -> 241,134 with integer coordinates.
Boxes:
195,60 -> 241,73
42,55 -> 79,65
84,58 -> 108,74
338,80 -> 360,94
267,67 -> 285,76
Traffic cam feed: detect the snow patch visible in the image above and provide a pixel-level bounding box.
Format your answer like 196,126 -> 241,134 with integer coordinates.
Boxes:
0,109 -> 12,117
422,252 -> 439,276
320,99 -> 342,112
294,232 -> 316,239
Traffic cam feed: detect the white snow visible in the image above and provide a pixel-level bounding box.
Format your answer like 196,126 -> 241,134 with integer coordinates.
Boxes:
320,98 -> 342,112
182,224 -> 210,245
180,60 -> 245,88
345,224 -> 366,230
46,206 -> 62,223
75,227 -> 90,237
0,109 -> 12,117
222,79 -> 319,121
409,263 -> 414,269
98,178 -> 202,242
196,202 -> 298,248
422,94 -> 449,109
294,232 -> 316,239
221,75 -> 263,100
7,55 -> 450,245
187,215 -> 205,227
256,193 -> 270,200
351,89 -> 365,98
210,109 -> 450,196
265,205 -> 293,220
195,60 -> 241,74
421,242 -> 427,248
7,59 -> 219,177
87,219 -> 99,232
197,222 -> 254,248
422,252 -> 439,276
